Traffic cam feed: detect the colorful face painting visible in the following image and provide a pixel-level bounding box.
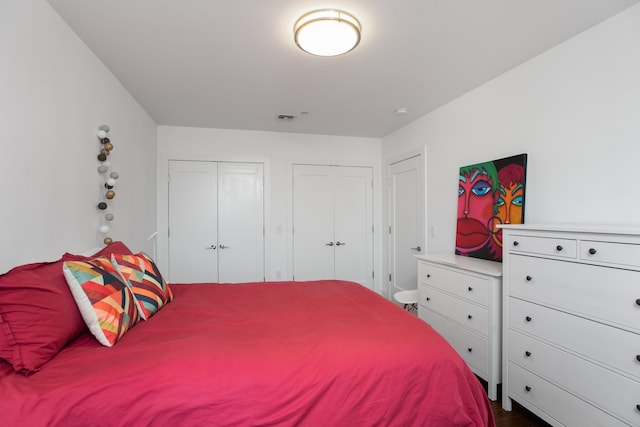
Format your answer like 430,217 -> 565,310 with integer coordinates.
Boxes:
456,154 -> 527,262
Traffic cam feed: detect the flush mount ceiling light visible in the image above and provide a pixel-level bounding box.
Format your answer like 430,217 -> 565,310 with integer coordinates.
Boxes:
294,9 -> 361,57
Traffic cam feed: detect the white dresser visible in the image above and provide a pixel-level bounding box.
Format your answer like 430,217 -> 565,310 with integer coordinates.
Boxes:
416,254 -> 502,400
501,224 -> 640,426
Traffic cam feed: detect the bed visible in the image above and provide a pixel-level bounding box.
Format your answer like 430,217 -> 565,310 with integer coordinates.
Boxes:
0,242 -> 494,426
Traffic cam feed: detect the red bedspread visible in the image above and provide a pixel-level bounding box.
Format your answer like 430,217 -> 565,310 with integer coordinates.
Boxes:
0,280 -> 493,426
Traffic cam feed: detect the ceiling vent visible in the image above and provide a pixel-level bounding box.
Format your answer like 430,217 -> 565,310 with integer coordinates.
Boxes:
277,114 -> 296,120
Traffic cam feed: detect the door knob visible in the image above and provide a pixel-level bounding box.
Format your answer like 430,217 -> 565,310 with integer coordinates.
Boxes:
410,246 -> 422,252
325,242 -> 334,246
336,241 -> 346,246
219,244 -> 229,249
205,245 -> 216,250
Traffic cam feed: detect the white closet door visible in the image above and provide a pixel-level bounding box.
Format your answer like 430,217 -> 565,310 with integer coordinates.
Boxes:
389,155 -> 423,292
217,162 -> 264,283
168,160 -> 264,284
293,165 -> 334,281
333,167 -> 373,288
293,164 -> 373,290
168,160 -> 218,283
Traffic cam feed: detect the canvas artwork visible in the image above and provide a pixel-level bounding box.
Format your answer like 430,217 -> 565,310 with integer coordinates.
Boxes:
455,153 -> 527,262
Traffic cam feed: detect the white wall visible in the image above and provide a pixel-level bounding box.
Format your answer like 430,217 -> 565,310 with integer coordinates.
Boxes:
382,4 -> 640,257
157,126 -> 383,291
0,0 -> 157,273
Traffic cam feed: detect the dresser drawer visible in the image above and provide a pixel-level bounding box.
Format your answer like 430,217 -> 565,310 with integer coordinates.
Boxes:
418,262 -> 489,306
419,308 -> 488,377
418,284 -> 488,336
509,298 -> 640,382
506,234 -> 577,259
509,329 -> 640,425
580,239 -> 640,269
508,363 -> 628,427
508,255 -> 640,333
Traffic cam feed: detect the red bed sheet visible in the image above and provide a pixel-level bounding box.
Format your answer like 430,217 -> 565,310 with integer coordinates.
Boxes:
0,280 -> 494,426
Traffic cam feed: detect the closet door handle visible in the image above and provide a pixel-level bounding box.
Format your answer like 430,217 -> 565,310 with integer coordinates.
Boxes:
205,245 -> 216,250
410,246 -> 421,252
336,241 -> 346,246
325,242 -> 334,246
219,244 -> 229,249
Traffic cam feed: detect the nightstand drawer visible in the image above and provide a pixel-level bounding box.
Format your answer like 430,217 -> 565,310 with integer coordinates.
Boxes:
418,284 -> 488,336
509,297 -> 640,381
508,255 -> 640,334
508,363 -> 628,427
419,308 -> 488,377
506,234 -> 577,259
509,329 -> 640,425
418,262 -> 489,306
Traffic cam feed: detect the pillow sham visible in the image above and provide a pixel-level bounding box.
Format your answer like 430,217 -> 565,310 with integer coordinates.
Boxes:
62,240 -> 134,261
63,257 -> 140,347
111,253 -> 173,320
0,255 -> 87,374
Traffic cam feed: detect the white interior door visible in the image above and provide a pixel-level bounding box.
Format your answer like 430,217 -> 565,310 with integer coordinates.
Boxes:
217,162 -> 264,283
293,164 -> 373,290
168,160 -> 264,284
333,167 -> 373,288
389,155 -> 423,292
168,160 -> 218,283
292,165 -> 334,281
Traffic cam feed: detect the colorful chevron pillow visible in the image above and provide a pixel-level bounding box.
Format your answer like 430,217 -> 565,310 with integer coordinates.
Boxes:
63,257 -> 140,347
111,253 -> 173,320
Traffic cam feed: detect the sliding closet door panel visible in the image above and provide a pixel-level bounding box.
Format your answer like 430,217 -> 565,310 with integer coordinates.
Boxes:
217,162 -> 264,283
293,165 -> 334,281
334,167 -> 373,289
168,161 -> 218,283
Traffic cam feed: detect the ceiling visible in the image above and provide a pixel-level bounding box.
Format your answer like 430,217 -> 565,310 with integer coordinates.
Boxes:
47,0 -> 639,138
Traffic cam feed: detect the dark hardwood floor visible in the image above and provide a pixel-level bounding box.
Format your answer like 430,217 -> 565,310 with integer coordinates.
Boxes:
478,380 -> 551,427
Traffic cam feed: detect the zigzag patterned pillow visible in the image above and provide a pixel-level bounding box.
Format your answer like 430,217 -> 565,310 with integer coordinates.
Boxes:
63,258 -> 140,347
111,253 -> 173,320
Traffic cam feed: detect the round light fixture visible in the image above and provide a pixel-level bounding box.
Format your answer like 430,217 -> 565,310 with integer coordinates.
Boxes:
294,9 -> 361,57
